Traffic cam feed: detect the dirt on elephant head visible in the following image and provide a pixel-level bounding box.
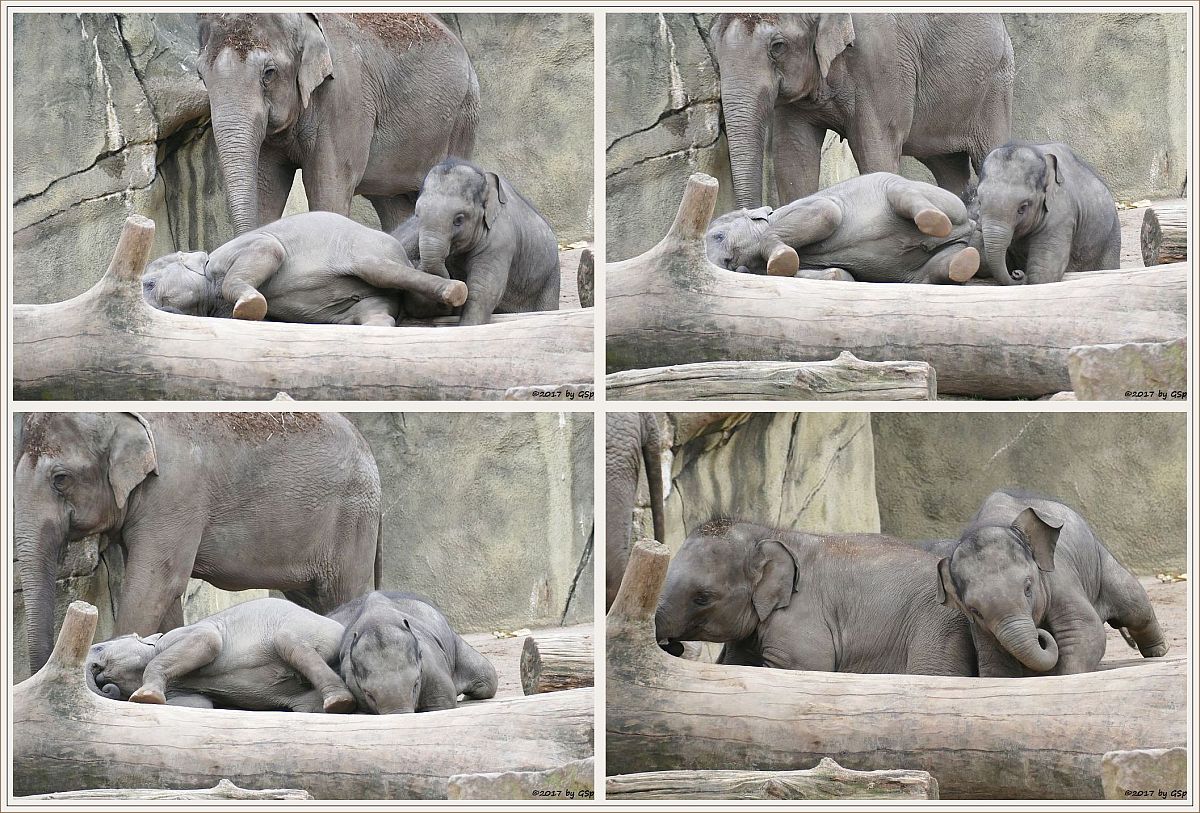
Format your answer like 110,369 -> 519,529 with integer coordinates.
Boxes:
17,415 -> 61,462
218,412 -> 326,439
202,15 -> 269,61
345,13 -> 447,46
695,516 -> 735,537
712,14 -> 783,36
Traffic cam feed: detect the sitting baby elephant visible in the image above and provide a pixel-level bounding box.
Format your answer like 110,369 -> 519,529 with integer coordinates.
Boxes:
329,591 -> 498,713
937,489 -> 1168,676
655,520 -> 976,675
705,173 -> 980,284
968,142 -> 1121,284
142,211 -> 467,326
391,159 -> 560,326
84,598 -> 356,712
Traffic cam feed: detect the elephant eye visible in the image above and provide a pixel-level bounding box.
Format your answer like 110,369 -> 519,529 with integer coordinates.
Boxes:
1017,202 -> 1030,216
1024,580 -> 1033,598
693,593 -> 712,607
713,232 -> 725,243
453,213 -> 466,228
262,65 -> 276,85
769,39 -> 786,59
51,471 -> 70,492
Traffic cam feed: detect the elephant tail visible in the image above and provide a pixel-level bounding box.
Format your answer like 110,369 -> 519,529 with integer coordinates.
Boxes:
373,518 -> 384,590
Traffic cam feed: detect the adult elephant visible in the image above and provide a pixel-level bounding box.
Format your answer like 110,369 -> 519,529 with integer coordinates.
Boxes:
198,13 -> 479,234
711,13 -> 1014,208
15,412 -> 382,674
606,413 -> 666,610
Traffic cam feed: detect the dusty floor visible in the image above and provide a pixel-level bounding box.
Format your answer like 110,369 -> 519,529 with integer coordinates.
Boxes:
461,622 -> 593,701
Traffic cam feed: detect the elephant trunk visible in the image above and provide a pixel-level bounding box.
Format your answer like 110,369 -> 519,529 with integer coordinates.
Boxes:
418,229 -> 453,279
993,614 -> 1059,672
16,513 -> 65,674
981,222 -> 1025,285
653,601 -> 686,656
209,99 -> 267,235
720,75 -> 773,209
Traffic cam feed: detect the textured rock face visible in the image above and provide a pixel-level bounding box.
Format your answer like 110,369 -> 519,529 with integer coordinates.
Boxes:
13,12 -> 593,305
1068,338 -> 1187,400
872,413 -> 1187,573
1100,748 -> 1188,800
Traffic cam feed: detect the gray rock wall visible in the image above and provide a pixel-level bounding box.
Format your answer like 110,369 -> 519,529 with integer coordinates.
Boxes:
14,12 -> 593,305
872,413 -> 1187,574
606,12 -> 1188,260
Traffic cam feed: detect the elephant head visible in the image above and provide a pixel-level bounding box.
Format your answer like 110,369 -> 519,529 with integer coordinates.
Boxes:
15,413 -> 158,673
84,634 -> 161,700
142,251 -> 224,316
338,594 -> 424,714
197,13 -> 334,233
937,507 -> 1064,672
712,13 -> 855,208
655,525 -> 799,655
973,143 -> 1063,284
414,160 -> 505,280
704,207 -> 774,274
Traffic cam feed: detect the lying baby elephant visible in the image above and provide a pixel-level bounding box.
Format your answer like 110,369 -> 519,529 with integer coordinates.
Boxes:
937,489 -> 1168,676
656,520 -> 976,675
329,591 -> 498,713
705,172 -> 980,284
142,211 -> 467,326
391,159 -> 560,325
84,598 -> 355,712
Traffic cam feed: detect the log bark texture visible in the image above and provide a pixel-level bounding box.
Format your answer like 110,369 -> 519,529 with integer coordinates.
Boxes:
606,758 -> 938,800
606,540 -> 1188,800
521,632 -> 594,694
606,353 -> 936,400
20,780 -> 312,800
448,758 -> 594,800
1140,202 -> 1187,265
606,175 -> 1187,399
13,216 -> 593,401
14,602 -> 594,800
578,248 -> 595,308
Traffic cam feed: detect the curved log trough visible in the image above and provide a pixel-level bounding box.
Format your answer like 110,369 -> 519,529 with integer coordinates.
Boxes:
14,602 -> 594,800
13,216 -> 593,401
605,175 -> 1186,399
606,540 -> 1187,800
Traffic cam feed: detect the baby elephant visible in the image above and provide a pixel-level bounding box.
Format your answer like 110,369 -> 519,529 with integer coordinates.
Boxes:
391,159 -> 560,326
937,489 -> 1168,676
142,211 -> 467,326
705,173 -> 980,284
969,142 -> 1121,284
655,520 -> 976,675
84,598 -> 355,712
329,591 -> 498,713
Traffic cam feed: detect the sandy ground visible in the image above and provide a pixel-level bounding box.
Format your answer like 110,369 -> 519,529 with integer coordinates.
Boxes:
1117,198 -> 1185,268
1101,576 -> 1188,667
461,622 -> 593,701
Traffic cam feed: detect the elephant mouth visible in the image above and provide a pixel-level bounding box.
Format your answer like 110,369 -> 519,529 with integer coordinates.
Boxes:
658,639 -> 686,657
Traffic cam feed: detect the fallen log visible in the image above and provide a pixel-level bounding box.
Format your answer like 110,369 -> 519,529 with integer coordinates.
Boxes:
578,248 -> 595,308
605,175 -> 1186,399
521,632 -> 593,694
13,216 -> 593,401
1140,201 -> 1187,265
20,780 -> 312,800
448,758 -> 594,800
606,539 -> 1187,800
605,353 -> 936,401
14,602 -> 593,800
607,758 -> 938,800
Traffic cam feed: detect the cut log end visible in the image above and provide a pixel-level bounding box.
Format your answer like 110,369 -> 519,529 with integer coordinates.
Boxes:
520,633 -> 593,695
106,215 -> 156,284
607,539 -> 669,644
577,249 -> 595,308
667,174 -> 719,244
1140,202 -> 1187,266
44,601 -> 98,677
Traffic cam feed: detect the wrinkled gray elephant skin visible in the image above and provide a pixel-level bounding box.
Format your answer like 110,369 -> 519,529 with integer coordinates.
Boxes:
85,598 -> 355,713
15,412 -> 382,674
706,172 -> 981,283
143,212 -> 467,326
656,520 -> 976,675
712,13 -> 1014,208
937,489 -> 1168,676
605,413 -> 666,610
967,142 -> 1122,285
390,159 -> 560,326
199,13 -> 479,234
328,591 -> 498,714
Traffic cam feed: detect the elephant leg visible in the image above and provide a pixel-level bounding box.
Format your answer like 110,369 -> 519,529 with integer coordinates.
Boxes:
367,193 -> 416,234
353,256 -> 468,308
1046,601 -> 1108,675
257,149 -> 297,226
1023,228 -> 1074,284
130,626 -> 222,705
219,234 -> 286,320
418,668 -> 460,712
1100,560 -> 1169,658
165,691 -> 215,709
453,640 -> 498,700
301,148 -> 362,217
340,298 -> 398,327
761,197 -> 842,277
846,111 -> 905,177
288,690 -> 328,714
913,244 -> 980,284
459,254 -> 512,326
272,627 -> 355,713
921,152 -> 973,198
884,182 -> 959,238
972,628 -> 1029,677
772,108 -> 825,204
717,638 -> 764,667
115,530 -> 198,642
157,596 -> 185,634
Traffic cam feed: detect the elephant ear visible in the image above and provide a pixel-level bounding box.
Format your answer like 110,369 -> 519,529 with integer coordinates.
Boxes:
936,557 -> 961,608
814,14 -> 855,79
483,172 -> 507,230
1041,151 -> 1064,213
1012,507 -> 1063,572
747,539 -> 798,622
745,206 -> 773,223
297,13 -> 334,110
108,413 -> 158,511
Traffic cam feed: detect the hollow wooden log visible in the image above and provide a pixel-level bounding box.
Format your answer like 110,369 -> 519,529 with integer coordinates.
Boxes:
607,758 -> 938,800
1140,202 -> 1187,265
521,632 -> 594,694
605,353 -> 936,400
14,602 -> 593,800
578,248 -> 595,308
448,758 -> 594,800
605,175 -> 1187,399
20,780 -> 312,800
606,540 -> 1188,800
13,216 -> 593,401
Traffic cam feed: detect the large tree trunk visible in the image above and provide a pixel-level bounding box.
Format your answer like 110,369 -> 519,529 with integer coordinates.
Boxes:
14,602 -> 594,800
606,540 -> 1188,800
13,216 -> 593,401
1140,201 -> 1187,265
605,175 -> 1187,399
20,781 -> 311,801
521,632 -> 594,694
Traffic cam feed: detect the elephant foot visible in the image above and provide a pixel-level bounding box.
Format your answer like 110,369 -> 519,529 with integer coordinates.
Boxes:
232,291 -> 268,321
130,685 -> 167,705
766,245 -> 800,277
948,247 -> 980,282
914,208 -> 952,238
323,690 -> 357,714
439,280 -> 469,307
1141,639 -> 1170,658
